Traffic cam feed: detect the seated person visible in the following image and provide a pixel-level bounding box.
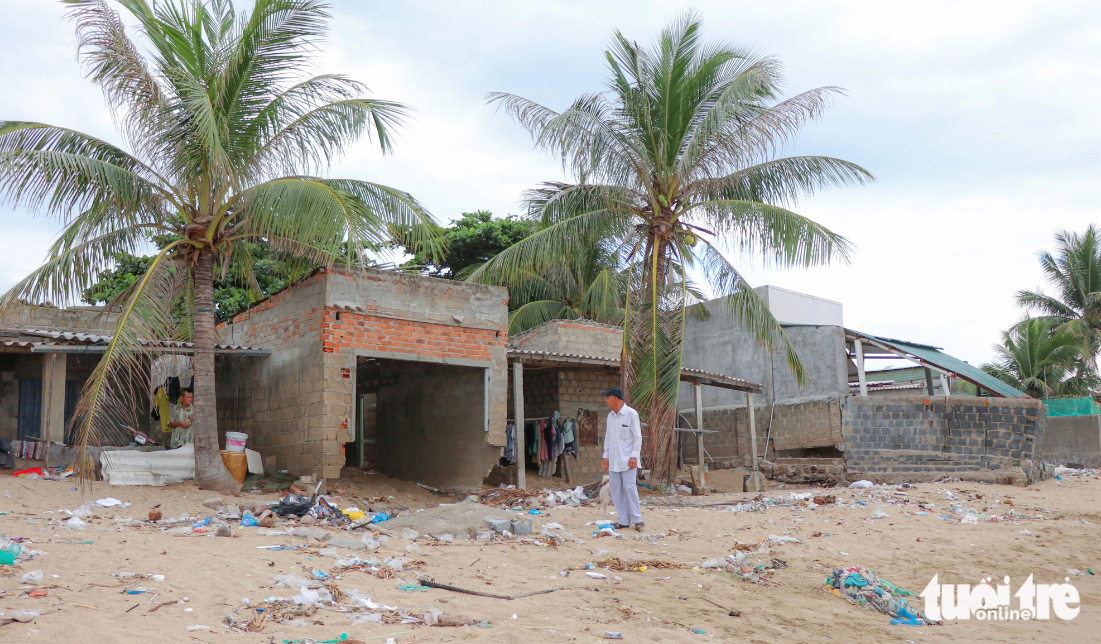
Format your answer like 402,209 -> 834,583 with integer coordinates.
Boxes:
167,389 -> 195,449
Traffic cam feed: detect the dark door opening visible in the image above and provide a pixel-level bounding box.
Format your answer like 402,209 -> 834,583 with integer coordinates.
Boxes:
18,378 -> 42,440
350,357 -> 499,489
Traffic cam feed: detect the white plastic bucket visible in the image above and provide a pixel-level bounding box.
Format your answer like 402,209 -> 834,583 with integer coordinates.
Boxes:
225,432 -> 248,452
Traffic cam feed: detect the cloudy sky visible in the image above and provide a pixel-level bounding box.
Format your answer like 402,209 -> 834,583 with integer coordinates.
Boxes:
3,1 -> 1101,366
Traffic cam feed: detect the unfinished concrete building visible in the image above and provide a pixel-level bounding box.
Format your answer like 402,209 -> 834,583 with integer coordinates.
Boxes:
678,287 -> 1049,485
217,267 -> 510,489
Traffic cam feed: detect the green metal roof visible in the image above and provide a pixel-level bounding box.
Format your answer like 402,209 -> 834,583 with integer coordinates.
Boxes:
862,366 -> 927,383
846,329 -> 1030,399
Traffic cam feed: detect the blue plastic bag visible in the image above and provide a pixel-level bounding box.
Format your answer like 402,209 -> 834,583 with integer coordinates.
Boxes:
241,511 -> 259,527
369,512 -> 390,524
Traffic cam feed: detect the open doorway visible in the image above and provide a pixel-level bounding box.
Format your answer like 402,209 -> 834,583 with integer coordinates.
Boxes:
348,357 -> 500,488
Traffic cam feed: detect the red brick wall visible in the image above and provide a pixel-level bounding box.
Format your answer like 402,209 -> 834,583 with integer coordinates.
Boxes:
321,309 -> 505,361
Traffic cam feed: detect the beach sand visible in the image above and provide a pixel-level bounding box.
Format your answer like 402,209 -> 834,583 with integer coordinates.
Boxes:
0,466 -> 1098,643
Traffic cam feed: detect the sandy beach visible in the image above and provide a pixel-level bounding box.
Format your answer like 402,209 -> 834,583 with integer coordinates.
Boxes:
0,467 -> 1097,643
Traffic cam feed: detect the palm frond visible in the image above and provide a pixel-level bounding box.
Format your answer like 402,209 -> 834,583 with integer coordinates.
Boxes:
687,198 -> 853,269
696,240 -> 807,384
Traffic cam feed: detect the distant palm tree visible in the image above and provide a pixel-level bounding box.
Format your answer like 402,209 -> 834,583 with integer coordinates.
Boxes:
1017,225 -> 1101,364
982,318 -> 1096,398
475,13 -> 871,481
0,0 -> 439,492
499,240 -> 625,334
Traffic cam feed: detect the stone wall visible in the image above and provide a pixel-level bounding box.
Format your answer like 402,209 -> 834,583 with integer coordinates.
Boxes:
842,395 -> 1046,484
218,268 -> 509,480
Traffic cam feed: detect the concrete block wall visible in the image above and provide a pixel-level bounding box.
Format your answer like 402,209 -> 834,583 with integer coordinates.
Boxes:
219,271 -> 329,476
770,399 -> 844,450
557,369 -> 620,482
842,395 -> 1046,484
218,267 -> 509,479
509,320 -> 623,360
1037,415 -> 1101,468
0,304 -> 120,336
507,366 -> 619,483
679,404 -> 769,468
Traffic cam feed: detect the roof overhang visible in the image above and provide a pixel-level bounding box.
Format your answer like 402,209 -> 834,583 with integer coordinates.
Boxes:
507,349 -> 762,393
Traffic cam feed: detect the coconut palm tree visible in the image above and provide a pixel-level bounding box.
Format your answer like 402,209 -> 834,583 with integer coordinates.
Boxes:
475,14 -> 871,481
500,237 -> 625,335
0,0 -> 440,493
1017,225 -> 1101,364
982,317 -> 1097,398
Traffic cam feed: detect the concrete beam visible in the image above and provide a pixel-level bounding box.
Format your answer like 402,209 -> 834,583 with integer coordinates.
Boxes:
513,361 -> 525,490
41,353 -> 66,444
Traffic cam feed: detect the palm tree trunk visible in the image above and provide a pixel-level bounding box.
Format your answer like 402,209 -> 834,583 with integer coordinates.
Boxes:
622,239 -> 683,484
192,249 -> 240,494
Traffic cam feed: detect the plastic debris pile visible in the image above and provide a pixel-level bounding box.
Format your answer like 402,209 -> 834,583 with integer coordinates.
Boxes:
823,567 -> 940,626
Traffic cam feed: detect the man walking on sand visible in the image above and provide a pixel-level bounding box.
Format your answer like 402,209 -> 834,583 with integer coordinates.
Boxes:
601,387 -> 644,530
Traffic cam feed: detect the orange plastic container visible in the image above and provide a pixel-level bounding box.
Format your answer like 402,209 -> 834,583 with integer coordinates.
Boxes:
220,450 -> 247,483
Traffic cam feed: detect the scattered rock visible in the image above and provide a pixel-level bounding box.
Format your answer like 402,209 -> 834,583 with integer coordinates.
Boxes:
485,518 -> 511,534
149,509 -> 162,521
300,515 -> 317,525
328,538 -> 366,551
510,518 -> 533,536
215,524 -> 232,538
202,498 -> 223,510
225,504 -> 241,516
308,529 -> 332,542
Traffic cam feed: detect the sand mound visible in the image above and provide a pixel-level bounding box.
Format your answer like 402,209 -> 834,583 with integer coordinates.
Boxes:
386,501 -> 523,536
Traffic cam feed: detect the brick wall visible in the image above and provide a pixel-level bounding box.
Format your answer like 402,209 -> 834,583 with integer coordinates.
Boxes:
842,394 -> 1046,484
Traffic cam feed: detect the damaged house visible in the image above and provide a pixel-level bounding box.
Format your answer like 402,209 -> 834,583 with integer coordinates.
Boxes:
679,286 -> 1050,485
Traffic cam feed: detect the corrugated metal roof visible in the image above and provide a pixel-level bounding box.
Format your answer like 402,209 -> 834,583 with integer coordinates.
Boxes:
507,349 -> 762,393
20,329 -> 266,354
848,381 -> 925,391
846,329 -> 1028,398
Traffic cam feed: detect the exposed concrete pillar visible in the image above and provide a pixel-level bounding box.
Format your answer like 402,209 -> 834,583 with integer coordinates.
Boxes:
854,338 -> 867,396
694,383 -> 706,490
512,360 -> 525,490
747,391 -> 760,492
939,373 -> 951,396
41,353 -> 67,444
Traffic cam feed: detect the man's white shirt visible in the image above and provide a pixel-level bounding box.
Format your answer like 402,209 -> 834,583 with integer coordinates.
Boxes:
603,404 -> 642,472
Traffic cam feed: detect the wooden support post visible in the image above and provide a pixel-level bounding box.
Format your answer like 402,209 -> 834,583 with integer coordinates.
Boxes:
747,391 -> 760,492
854,338 -> 867,396
924,368 -> 935,396
513,361 -> 526,491
694,383 -> 707,494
